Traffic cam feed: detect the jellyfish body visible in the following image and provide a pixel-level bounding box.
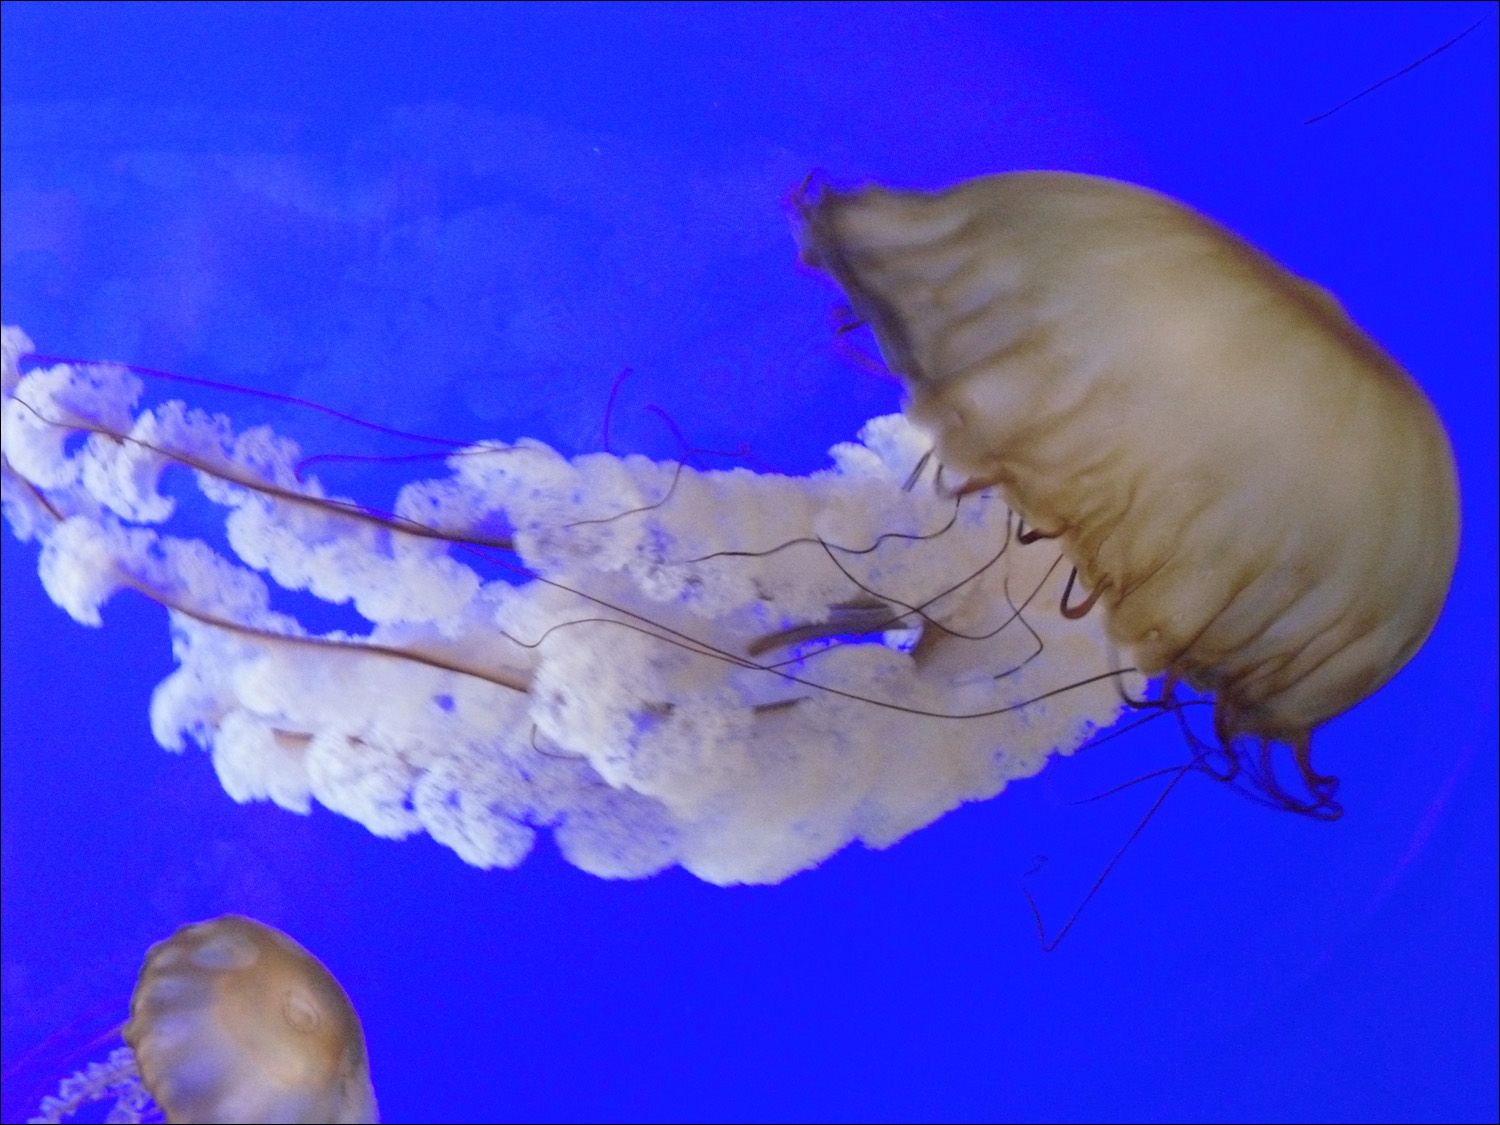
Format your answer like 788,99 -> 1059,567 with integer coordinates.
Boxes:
122,915 -> 378,1124
795,172 -> 1460,749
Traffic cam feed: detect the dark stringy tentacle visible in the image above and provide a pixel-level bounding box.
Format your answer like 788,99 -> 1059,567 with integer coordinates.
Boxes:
1059,567 -> 1104,619
1113,665 -> 1155,710
1202,698 -> 1342,818
1025,676 -> 1344,950
1017,522 -> 1061,544
1295,737 -> 1343,819
1025,758 -> 1194,952
901,448 -> 933,493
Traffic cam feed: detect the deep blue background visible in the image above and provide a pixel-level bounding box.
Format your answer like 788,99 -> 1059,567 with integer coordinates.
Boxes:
3,4 -> 1495,1122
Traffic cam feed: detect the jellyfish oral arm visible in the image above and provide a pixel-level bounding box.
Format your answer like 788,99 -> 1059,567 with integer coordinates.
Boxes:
3,325 -> 1137,884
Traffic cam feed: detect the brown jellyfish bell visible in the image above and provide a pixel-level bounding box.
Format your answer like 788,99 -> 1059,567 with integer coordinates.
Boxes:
119,915 -> 379,1124
794,171 -> 1461,813
28,916 -> 379,1123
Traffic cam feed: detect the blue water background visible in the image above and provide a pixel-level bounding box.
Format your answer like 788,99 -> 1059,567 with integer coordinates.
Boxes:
3,4 -> 1496,1121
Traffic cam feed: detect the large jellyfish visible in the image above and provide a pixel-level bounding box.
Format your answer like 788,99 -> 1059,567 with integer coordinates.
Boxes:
30,915 -> 377,1124
0,172 -> 1457,887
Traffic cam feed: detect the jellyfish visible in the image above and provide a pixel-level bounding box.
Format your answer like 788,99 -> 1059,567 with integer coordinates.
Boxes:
30,915 -> 377,1125
793,170 -> 1461,809
0,172 -> 1458,888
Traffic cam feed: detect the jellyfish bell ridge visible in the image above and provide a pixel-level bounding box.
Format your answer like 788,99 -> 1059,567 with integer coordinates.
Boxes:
794,171 -> 1461,746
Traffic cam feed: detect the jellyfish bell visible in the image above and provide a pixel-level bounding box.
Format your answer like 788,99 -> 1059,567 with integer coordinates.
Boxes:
124,915 -> 378,1125
26,915 -> 377,1125
794,171 -> 1461,806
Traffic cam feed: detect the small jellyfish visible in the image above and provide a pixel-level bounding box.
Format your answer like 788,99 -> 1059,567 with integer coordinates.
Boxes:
31,916 -> 378,1124
125,915 -> 378,1125
795,171 -> 1461,807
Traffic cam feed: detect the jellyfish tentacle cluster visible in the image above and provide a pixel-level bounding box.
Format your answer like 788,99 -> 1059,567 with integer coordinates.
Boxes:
1,324 -> 1131,886
28,1046 -> 152,1124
